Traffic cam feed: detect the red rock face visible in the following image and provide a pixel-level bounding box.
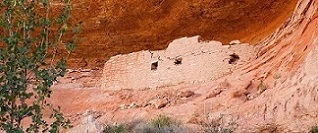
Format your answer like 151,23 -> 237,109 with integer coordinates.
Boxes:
48,0 -> 318,132
66,0 -> 298,68
223,0 -> 318,131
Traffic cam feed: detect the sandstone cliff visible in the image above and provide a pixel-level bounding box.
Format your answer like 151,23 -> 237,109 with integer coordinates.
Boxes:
49,0 -> 318,132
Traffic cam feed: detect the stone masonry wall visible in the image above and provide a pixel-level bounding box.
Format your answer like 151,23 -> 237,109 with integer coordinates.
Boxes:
102,36 -> 257,90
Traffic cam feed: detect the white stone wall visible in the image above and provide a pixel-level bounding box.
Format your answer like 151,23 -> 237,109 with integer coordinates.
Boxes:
102,36 -> 256,90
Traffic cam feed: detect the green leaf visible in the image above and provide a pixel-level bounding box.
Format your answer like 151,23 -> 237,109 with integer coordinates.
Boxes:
65,40 -> 76,52
0,0 -> 77,131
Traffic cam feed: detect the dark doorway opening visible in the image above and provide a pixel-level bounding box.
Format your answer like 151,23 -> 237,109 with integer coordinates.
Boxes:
229,53 -> 240,64
174,58 -> 182,65
151,61 -> 158,70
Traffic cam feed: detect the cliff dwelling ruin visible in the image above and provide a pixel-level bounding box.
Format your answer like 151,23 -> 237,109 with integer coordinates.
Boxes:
102,36 -> 256,90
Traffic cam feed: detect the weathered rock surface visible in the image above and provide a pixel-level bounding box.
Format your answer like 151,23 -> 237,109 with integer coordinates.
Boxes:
66,0 -> 298,68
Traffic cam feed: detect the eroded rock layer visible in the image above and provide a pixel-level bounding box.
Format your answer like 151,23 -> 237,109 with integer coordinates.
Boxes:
67,0 -> 298,68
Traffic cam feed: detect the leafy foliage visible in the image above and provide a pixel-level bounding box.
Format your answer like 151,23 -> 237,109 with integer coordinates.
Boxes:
132,115 -> 189,133
0,0 -> 80,132
150,114 -> 174,129
102,115 -> 189,133
103,124 -> 126,133
310,125 -> 318,133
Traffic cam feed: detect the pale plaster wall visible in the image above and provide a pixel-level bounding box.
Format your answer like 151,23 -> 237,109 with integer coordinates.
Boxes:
102,36 -> 257,90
